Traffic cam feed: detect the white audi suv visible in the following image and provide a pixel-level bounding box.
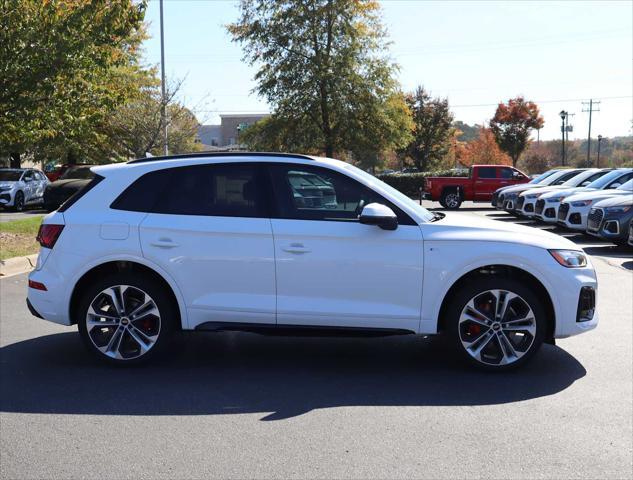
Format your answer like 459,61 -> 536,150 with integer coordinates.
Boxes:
27,153 -> 598,370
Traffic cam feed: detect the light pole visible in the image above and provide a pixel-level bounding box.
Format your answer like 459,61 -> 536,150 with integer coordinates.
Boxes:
559,110 -> 568,166
159,0 -> 168,156
597,135 -> 603,168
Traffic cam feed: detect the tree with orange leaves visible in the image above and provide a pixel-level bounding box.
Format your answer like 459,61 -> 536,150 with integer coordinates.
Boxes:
490,97 -> 544,166
461,127 -> 511,166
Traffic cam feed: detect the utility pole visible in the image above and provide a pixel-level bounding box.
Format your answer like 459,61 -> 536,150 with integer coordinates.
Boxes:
582,99 -> 600,167
159,0 -> 168,156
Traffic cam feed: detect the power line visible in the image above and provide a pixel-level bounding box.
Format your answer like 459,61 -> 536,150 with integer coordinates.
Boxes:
196,95 -> 631,114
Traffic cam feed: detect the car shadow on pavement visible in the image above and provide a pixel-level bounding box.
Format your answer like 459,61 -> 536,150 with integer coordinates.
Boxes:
0,331 -> 586,421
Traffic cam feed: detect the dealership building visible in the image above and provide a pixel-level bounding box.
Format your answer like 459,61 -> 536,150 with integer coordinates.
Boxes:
197,114 -> 267,150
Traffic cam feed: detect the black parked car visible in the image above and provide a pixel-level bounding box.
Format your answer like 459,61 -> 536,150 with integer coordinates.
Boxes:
587,195 -> 633,246
43,165 -> 95,212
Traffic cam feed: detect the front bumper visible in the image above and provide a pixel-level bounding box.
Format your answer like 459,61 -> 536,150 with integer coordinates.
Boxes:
553,265 -> 599,338
0,190 -> 15,207
535,202 -> 561,223
517,197 -> 538,217
557,203 -> 590,231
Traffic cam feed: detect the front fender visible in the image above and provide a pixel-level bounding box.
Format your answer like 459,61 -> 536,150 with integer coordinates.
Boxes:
419,241 -> 562,334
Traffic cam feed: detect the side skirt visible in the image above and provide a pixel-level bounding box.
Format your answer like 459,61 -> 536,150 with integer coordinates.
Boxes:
194,322 -> 416,338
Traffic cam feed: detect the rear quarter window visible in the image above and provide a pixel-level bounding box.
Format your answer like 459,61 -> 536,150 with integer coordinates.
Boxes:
477,167 -> 496,179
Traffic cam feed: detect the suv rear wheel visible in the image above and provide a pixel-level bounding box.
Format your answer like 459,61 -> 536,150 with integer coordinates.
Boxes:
447,277 -> 547,371
77,272 -> 176,365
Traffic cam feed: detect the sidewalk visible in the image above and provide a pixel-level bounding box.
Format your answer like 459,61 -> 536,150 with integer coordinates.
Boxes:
0,254 -> 38,278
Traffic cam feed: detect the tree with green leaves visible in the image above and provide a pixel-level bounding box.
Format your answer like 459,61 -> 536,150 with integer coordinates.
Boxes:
0,0 -> 147,167
399,86 -> 454,171
106,79 -> 202,159
228,0 -> 412,166
490,97 -> 544,167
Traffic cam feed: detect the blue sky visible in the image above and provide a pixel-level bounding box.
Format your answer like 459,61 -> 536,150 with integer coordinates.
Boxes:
142,0 -> 632,140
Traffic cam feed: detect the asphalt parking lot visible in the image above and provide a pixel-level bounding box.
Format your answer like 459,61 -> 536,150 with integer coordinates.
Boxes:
1,203 -> 632,479
0,208 -> 47,223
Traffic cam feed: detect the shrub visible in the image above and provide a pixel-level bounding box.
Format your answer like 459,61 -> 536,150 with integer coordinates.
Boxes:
377,169 -> 468,197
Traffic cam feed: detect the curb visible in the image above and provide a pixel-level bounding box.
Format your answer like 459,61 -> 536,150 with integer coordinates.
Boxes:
0,254 -> 38,278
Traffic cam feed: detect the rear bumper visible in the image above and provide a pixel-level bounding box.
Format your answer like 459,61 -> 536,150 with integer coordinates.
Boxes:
26,298 -> 43,319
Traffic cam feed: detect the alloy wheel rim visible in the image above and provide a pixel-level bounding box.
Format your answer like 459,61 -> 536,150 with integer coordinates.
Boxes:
85,285 -> 161,360
458,289 -> 536,366
446,194 -> 459,208
15,194 -> 24,211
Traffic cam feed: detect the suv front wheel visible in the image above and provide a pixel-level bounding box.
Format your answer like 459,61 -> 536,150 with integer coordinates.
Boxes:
77,273 -> 176,365
447,277 -> 547,371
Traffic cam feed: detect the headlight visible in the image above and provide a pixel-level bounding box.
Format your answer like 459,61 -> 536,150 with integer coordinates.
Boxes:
571,200 -> 592,207
549,249 -> 588,268
547,197 -> 565,203
604,205 -> 631,214
526,194 -> 539,199
0,185 -> 12,192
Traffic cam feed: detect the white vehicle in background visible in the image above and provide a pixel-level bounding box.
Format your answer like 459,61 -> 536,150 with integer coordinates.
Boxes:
558,179 -> 633,231
534,168 -> 621,223
0,168 -> 49,211
27,153 -> 598,371
500,168 -> 584,212
492,168 -> 561,209
516,169 -> 606,218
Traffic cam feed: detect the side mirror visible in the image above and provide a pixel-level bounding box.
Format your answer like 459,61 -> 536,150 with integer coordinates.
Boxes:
359,203 -> 398,230
609,183 -> 621,189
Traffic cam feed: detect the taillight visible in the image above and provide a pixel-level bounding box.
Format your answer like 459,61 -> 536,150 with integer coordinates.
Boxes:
36,224 -> 65,249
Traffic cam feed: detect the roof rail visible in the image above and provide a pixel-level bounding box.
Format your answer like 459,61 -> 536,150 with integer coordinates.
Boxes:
127,151 -> 315,164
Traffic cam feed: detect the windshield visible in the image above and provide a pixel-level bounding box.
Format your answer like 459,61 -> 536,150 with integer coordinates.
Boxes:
342,163 -> 435,222
0,170 -> 23,181
585,170 -> 628,189
617,179 -> 633,191
561,170 -> 605,187
540,169 -> 578,186
59,166 -> 94,180
529,169 -> 558,184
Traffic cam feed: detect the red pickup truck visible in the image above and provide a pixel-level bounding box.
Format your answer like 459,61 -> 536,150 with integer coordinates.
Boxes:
423,165 -> 530,209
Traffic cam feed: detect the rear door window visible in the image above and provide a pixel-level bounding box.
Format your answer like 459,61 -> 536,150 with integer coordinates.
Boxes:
477,167 -> 496,179
112,163 -> 269,218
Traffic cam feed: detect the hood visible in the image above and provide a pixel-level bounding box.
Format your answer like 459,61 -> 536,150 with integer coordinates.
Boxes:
539,187 -> 593,200
424,212 -> 576,250
498,184 -> 543,195
594,195 -> 633,208
519,185 -> 566,198
48,179 -> 90,191
564,189 -> 630,203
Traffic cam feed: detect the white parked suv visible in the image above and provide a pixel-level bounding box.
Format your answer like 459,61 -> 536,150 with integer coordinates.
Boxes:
27,153 -> 598,370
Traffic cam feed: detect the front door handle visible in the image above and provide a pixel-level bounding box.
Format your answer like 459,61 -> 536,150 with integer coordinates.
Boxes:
282,243 -> 310,254
150,238 -> 179,249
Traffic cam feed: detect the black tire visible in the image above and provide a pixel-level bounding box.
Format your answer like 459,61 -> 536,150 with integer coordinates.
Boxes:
446,276 -> 547,371
77,272 -> 178,366
440,189 -> 462,210
12,191 -> 24,212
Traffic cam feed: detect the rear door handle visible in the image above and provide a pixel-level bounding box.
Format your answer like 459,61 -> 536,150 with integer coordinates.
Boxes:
282,243 -> 310,254
150,239 -> 179,249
